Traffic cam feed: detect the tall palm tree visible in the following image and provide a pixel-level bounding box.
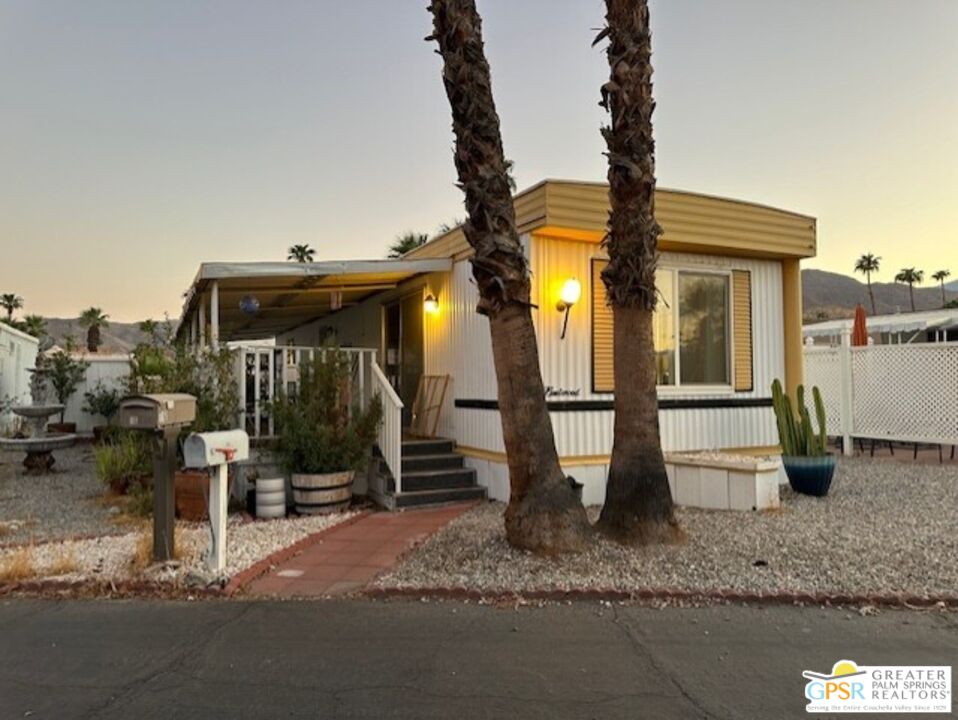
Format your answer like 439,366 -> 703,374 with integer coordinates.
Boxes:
592,0 -> 677,544
428,0 -> 589,553
78,307 -> 109,353
21,314 -> 47,339
854,253 -> 881,314
287,244 -> 315,263
894,268 -> 924,312
1,293 -> 23,321
388,232 -> 429,258
932,270 -> 951,307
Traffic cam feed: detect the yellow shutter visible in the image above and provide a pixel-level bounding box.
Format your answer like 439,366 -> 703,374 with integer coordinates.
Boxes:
732,269 -> 753,391
592,259 -> 614,392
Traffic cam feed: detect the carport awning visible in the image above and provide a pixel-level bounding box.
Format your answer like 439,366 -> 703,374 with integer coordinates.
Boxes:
178,259 -> 452,342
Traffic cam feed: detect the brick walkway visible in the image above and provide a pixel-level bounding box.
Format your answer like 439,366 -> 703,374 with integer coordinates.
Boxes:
244,503 -> 475,598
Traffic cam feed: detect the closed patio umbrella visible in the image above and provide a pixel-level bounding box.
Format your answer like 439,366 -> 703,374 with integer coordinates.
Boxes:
851,304 -> 869,346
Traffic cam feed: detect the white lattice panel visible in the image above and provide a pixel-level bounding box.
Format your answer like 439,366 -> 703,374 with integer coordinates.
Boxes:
851,344 -> 958,444
803,347 -> 843,434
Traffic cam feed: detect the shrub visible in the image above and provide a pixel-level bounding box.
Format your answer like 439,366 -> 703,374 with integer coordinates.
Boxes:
271,348 -> 383,475
94,431 -> 152,494
46,350 -> 89,422
83,382 -> 122,422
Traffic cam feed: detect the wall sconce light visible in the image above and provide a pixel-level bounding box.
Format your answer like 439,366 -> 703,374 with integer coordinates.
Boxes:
556,277 -> 581,340
424,293 -> 440,316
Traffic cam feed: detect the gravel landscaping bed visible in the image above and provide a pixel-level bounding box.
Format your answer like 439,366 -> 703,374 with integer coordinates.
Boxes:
0,445 -> 123,546
0,511 -> 357,587
376,457 -> 958,598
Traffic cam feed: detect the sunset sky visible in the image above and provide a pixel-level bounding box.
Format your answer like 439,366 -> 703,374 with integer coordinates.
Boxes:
1,0 -> 956,321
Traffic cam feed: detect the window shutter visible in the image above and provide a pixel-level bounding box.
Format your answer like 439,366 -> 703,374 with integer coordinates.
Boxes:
732,269 -> 753,392
592,259 -> 614,393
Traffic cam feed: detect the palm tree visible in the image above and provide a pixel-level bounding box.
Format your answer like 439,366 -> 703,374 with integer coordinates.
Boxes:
894,268 -> 924,312
388,232 -> 429,258
138,318 -> 159,344
428,0 -> 589,553
854,253 -> 881,314
1,293 -> 23,321
932,270 -> 951,307
21,314 -> 47,339
287,244 -> 315,263
592,0 -> 677,544
78,307 -> 109,353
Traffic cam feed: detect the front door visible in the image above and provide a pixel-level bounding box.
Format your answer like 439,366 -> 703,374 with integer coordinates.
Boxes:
384,291 -> 424,426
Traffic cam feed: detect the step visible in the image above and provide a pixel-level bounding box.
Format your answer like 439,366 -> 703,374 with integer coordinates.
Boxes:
402,453 -> 465,473
393,485 -> 486,509
400,467 -> 477,492
401,438 -> 455,457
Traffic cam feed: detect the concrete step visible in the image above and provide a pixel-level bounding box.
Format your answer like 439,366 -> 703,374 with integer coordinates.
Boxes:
401,438 -> 455,457
400,467 -> 477,492
401,453 -> 465,473
393,485 -> 486,509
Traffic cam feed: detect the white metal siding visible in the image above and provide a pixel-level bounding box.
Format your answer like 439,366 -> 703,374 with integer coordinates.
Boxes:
0,323 -> 39,434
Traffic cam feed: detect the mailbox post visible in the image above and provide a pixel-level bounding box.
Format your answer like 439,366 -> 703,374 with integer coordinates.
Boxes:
118,394 -> 197,562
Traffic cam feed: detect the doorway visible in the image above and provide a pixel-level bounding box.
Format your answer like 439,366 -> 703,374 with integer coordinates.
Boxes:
383,291 -> 424,426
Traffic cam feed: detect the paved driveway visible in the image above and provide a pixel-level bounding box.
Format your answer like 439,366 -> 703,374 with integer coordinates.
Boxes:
0,599 -> 953,719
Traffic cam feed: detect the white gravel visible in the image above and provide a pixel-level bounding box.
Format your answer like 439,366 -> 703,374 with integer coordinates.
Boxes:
0,511 -> 356,586
376,457 -> 958,598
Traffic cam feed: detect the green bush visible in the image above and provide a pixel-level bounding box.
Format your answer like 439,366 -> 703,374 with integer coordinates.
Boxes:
271,348 -> 383,475
83,382 -> 122,422
94,431 -> 152,494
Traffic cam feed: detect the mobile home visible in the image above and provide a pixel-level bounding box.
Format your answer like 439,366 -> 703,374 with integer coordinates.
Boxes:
178,180 -> 815,506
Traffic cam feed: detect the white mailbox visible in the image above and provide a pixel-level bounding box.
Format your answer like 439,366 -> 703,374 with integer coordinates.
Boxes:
182,429 -> 250,576
183,430 -> 250,469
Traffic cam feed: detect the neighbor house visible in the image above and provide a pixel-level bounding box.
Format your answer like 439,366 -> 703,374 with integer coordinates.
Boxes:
177,180 -> 815,506
0,321 -> 39,434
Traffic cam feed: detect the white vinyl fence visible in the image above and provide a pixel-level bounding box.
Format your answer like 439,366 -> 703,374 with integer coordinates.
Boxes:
804,336 -> 958,452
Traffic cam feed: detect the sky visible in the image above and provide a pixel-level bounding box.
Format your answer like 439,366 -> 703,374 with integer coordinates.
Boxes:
1,0 -> 956,322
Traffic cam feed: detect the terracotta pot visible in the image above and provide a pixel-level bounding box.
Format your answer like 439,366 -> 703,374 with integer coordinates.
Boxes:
175,469 -> 211,521
48,422 -> 76,434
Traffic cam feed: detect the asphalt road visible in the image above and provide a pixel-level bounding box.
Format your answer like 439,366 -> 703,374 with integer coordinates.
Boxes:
0,598 -> 954,719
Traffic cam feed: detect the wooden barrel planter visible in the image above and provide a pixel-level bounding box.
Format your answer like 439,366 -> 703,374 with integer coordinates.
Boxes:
255,477 -> 287,519
291,471 -> 354,515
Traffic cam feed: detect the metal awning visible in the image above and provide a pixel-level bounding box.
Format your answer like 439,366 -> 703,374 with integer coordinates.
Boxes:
803,309 -> 958,338
178,258 -> 452,342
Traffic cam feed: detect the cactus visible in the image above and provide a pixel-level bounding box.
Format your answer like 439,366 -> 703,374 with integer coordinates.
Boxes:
771,379 -> 828,457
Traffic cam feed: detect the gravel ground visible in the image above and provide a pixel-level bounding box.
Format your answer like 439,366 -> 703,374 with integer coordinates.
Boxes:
377,457 -> 958,598
0,511 -> 357,585
0,445 -> 122,546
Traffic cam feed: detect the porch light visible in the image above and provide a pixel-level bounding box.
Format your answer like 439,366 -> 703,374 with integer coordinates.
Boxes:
424,293 -> 440,316
556,278 -> 581,340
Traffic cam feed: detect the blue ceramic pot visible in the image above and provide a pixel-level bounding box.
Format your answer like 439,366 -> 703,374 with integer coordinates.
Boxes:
782,455 -> 837,497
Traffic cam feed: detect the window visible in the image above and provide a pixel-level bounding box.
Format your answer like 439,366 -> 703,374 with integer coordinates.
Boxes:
592,261 -> 748,392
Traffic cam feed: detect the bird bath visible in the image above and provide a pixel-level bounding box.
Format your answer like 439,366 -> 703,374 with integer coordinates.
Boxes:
0,366 -> 76,473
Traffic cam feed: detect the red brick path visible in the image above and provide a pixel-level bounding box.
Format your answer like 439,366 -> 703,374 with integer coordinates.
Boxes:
244,503 -> 475,597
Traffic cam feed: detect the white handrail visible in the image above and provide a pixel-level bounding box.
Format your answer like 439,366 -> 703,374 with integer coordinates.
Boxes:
371,361 -> 404,495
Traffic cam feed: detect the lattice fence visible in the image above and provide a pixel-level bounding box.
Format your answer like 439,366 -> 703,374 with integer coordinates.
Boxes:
803,347 -> 843,435
804,342 -> 958,445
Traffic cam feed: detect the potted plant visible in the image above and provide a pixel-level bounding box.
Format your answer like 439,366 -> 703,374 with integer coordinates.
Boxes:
272,348 -> 382,515
771,379 -> 836,496
46,349 -> 89,434
83,381 -> 122,443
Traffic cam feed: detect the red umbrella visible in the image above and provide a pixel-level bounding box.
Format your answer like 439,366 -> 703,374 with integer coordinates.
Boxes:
851,304 -> 869,346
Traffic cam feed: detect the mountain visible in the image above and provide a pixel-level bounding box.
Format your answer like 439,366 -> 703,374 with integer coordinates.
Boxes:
40,318 -> 151,354
802,269 -> 958,321
947,280 -> 958,292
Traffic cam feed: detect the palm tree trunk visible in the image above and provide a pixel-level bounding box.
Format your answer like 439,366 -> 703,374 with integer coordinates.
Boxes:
428,0 -> 589,554
595,0 -> 679,543
909,284 -> 916,312
87,326 -> 100,353
867,274 -> 876,315
941,282 -> 947,307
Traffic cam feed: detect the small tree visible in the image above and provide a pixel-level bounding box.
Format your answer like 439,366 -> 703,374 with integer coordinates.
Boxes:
1,294 -> 23,321
287,244 -> 316,263
79,307 -> 109,353
854,253 -> 881,314
83,382 -> 122,424
46,350 -> 89,423
21,315 -> 47,340
894,268 -> 924,312
932,270 -> 951,307
388,232 -> 429,258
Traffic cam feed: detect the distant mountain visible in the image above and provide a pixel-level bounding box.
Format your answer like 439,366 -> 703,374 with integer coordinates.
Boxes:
802,269 -> 958,321
947,280 -> 958,292
41,318 -> 150,354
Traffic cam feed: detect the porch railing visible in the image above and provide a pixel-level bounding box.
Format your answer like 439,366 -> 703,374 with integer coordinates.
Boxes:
371,361 -> 404,494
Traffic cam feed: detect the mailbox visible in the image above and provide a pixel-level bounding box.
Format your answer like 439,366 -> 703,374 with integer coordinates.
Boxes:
183,430 -> 250,469
119,394 -> 197,431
